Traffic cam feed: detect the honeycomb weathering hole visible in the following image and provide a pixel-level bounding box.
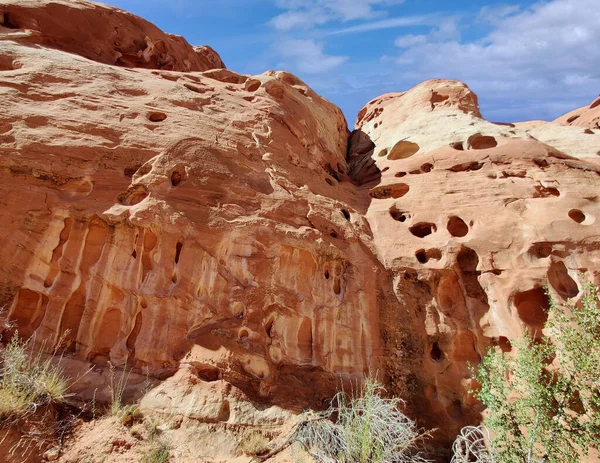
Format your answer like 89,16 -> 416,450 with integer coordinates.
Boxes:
388,140 -> 420,160
547,261 -> 579,299
416,248 -> 442,264
528,242 -> 553,258
171,170 -> 185,187
147,112 -> 167,122
409,222 -> 436,238
389,205 -> 407,222
447,216 -> 469,237
457,247 -> 479,272
118,185 -> 149,206
514,287 -> 550,328
245,79 -> 261,92
467,133 -> 498,150
369,183 -> 410,199
568,209 -> 586,223
430,342 -> 443,361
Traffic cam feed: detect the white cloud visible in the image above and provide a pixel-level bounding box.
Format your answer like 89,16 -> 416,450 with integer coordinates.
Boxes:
273,38 -> 348,74
388,0 -> 600,120
394,34 -> 427,48
271,0 -> 405,30
477,4 -> 521,24
329,14 -> 437,34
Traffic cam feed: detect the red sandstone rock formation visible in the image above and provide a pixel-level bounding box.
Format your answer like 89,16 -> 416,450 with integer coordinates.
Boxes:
555,94 -> 600,130
0,0 -> 224,71
1,1 -> 600,460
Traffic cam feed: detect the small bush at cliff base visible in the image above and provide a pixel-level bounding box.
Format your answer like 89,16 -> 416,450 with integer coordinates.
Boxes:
458,283 -> 600,463
294,378 -> 431,463
0,333 -> 68,419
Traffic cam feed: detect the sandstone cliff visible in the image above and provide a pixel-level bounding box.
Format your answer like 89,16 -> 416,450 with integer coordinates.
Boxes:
1,1 -> 599,461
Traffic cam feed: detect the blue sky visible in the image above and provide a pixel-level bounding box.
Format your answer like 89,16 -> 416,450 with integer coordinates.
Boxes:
104,0 -> 599,125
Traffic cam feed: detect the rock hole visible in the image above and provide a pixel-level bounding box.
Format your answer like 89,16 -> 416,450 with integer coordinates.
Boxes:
421,163 -> 433,173
245,79 -> 261,92
171,171 -> 183,187
2,13 -> 19,29
534,159 -> 549,168
369,183 -> 410,199
389,205 -> 407,222
395,172 -> 407,178
333,279 -> 341,295
131,249 -> 137,259
381,167 -> 389,173
265,317 -> 275,338
566,114 -> 580,123
171,274 -> 177,284
194,364 -> 222,382
528,242 -> 553,258
175,242 -> 183,264
547,261 -> 579,299
583,129 -> 594,135
568,209 -> 586,223
140,299 -> 148,309
450,161 -> 483,172
431,91 -> 449,104
325,178 -> 333,186
118,185 -> 149,206
590,96 -> 600,109
341,209 -> 350,221
497,336 -> 512,353
378,148 -> 389,157
409,222 -> 437,238
124,163 -> 142,178
239,328 -> 249,341
324,269 -> 330,280
514,287 -> 550,329
388,140 -> 420,160
415,248 -> 442,264
430,342 -> 443,361
467,133 -> 498,149
330,231 -> 338,239
447,216 -> 469,237
450,142 -> 464,151
147,112 -> 167,122
457,247 -> 479,273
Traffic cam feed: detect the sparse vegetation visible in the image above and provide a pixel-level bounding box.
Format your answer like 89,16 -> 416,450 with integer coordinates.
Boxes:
294,378 -> 431,463
453,283 -> 600,463
237,429 -> 271,456
0,332 -> 68,419
108,360 -> 133,416
142,439 -> 170,463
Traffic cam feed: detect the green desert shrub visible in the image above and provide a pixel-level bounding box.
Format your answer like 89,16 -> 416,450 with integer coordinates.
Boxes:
453,283 -> 600,463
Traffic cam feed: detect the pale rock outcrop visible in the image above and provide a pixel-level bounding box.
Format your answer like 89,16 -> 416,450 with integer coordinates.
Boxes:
351,78 -> 600,445
554,93 -> 600,130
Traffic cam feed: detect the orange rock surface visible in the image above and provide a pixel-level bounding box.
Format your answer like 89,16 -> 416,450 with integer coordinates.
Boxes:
1,0 -> 600,460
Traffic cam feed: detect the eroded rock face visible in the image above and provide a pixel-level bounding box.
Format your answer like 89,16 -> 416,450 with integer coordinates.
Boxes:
0,0 -> 224,72
554,93 -> 600,130
351,79 -> 600,446
0,1 -> 387,414
1,1 -> 600,459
